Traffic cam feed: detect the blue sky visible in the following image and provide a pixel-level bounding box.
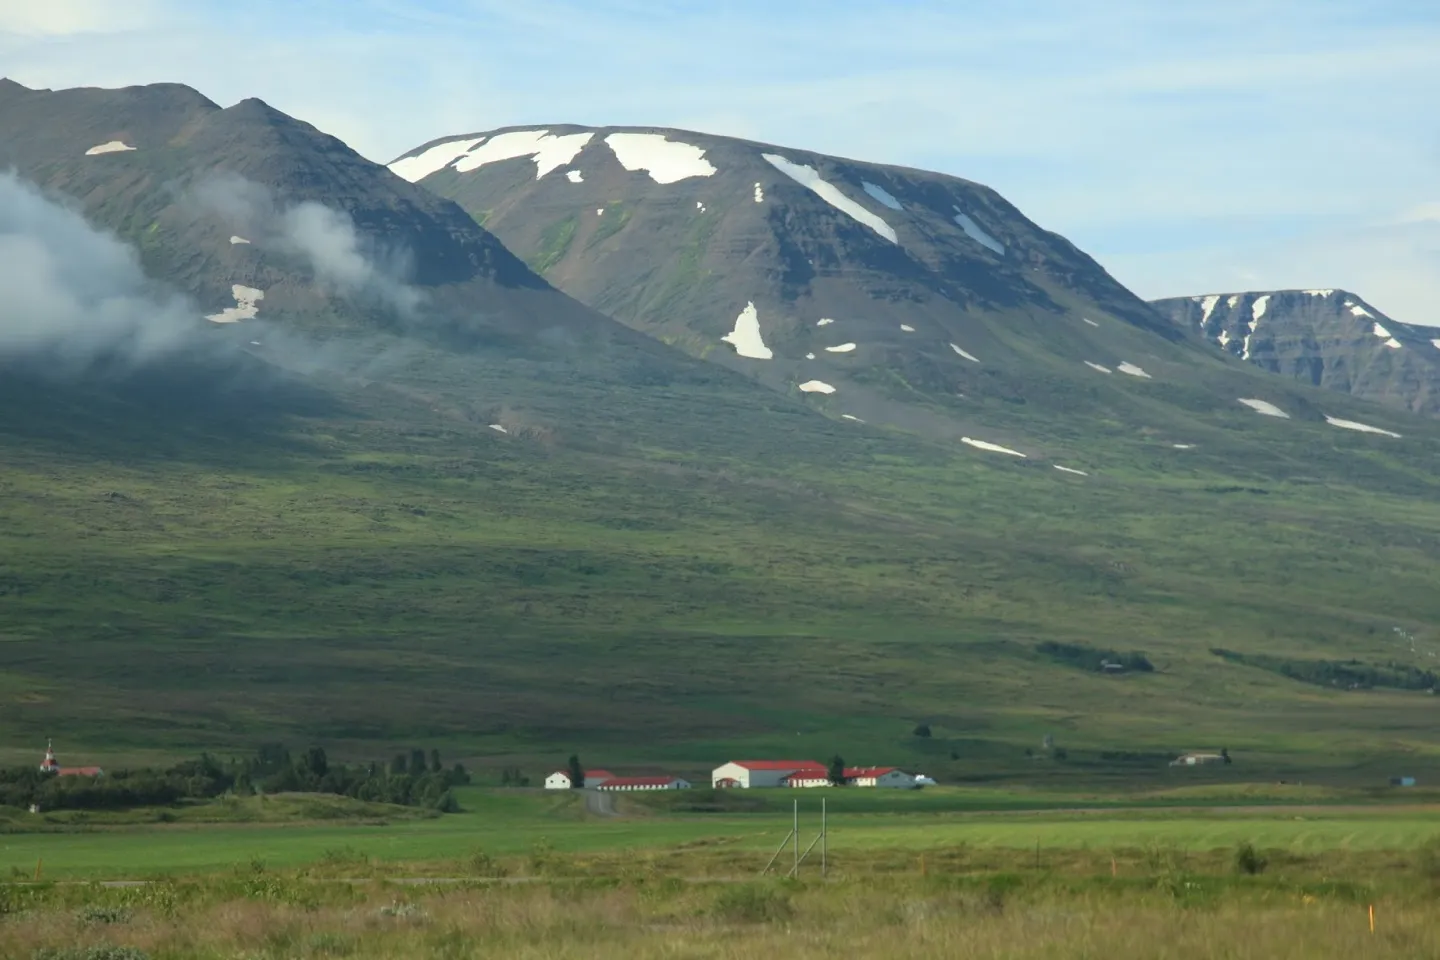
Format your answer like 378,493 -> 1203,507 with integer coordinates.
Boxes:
3,0 -> 1438,323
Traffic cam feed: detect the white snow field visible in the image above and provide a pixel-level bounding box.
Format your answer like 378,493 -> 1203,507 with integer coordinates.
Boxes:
952,207 -> 1004,254
825,343 -> 857,353
1084,361 -> 1112,374
816,318 -> 834,327
85,141 -> 136,156
389,137 -> 486,181
1432,339 -> 1440,350
1082,317 -> 1100,327
566,170 -> 584,183
762,153 -> 898,242
1324,416 -> 1401,438
862,181 -> 903,210
841,414 -> 864,422
1346,301 -> 1374,318
1371,322 -> 1403,349
205,284 -> 264,323
805,353 -> 816,359
1227,295 -> 1239,308
1242,294 -> 1269,360
949,343 -> 979,362
605,133 -> 716,183
1053,465 -> 1089,476
489,424 -> 509,434
1238,398 -> 1290,418
721,302 -> 773,359
962,437 -> 1026,457
453,130 -> 594,179
1304,289 -> 1335,297
1197,294 -> 1221,325
229,236 -> 250,244
754,182 -> 764,202
1117,362 -> 1151,378
798,380 -> 837,394
900,324 -> 915,332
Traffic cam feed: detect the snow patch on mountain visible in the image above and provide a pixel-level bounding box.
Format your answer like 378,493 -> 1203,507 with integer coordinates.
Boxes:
1082,317 -> 1099,327
489,424 -> 509,434
900,324 -> 915,332
862,181 -> 903,210
1084,361 -> 1112,374
1118,362 -> 1151,378
949,343 -> 979,362
816,318 -> 833,327
205,284 -> 264,324
566,170 -> 583,183
841,414 -> 863,422
799,380 -> 836,394
952,207 -> 1004,254
1238,398 -> 1289,418
1242,295 -> 1269,360
1432,339 -> 1440,351
452,130 -> 595,179
1304,289 -> 1334,297
753,182 -> 764,203
1198,294 -> 1221,325
1053,465 -> 1088,476
85,140 -> 136,156
721,301 -> 772,359
762,153 -> 898,243
805,352 -> 816,359
1173,444 -> 1196,449
229,236 -> 250,245
389,137 -> 486,182
1345,301 -> 1374,319
1226,295 -> 1239,308
1324,415 -> 1401,438
606,133 -> 716,184
962,437 -> 1026,458
825,343 -> 857,353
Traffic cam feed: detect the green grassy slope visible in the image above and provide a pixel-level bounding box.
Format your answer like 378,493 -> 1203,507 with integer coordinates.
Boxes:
3,329 -> 1440,785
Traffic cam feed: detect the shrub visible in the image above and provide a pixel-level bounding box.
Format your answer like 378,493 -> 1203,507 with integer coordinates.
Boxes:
711,883 -> 793,923
912,724 -> 932,738
77,905 -> 132,925
1235,842 -> 1267,875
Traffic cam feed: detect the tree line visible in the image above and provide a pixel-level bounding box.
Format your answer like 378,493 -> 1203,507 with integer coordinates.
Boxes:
0,744 -> 471,813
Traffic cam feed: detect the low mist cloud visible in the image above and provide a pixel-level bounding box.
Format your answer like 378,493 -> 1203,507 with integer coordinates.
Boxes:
0,171 -> 196,365
194,174 -> 423,317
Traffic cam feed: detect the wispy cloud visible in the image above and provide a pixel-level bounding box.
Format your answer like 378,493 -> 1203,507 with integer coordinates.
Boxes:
3,0 -> 1438,321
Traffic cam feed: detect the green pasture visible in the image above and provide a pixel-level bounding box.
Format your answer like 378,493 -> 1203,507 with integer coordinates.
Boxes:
4,787 -> 1439,880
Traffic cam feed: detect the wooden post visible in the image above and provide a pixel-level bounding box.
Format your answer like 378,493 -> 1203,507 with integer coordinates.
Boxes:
821,797 -> 827,878
34,858 -> 41,881
1111,856 -> 1117,878
1369,904 -> 1375,934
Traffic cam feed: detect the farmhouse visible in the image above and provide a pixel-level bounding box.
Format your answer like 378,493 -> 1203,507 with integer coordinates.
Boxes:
712,760 -> 917,788
544,768 -> 616,789
712,760 -> 827,789
39,740 -> 102,778
594,776 -> 691,791
782,766 -> 918,789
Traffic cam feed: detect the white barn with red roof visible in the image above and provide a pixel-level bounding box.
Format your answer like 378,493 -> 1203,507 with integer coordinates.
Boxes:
711,760 -> 827,789
544,768 -> 617,789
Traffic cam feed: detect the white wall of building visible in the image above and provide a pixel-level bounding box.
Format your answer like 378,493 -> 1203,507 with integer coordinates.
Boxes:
544,772 -> 572,790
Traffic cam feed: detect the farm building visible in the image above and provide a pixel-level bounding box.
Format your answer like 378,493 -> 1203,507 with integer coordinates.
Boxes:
39,740 -> 102,778
782,767 -> 917,789
594,776 -> 691,791
712,760 -> 827,789
544,769 -> 616,789
1169,753 -> 1224,767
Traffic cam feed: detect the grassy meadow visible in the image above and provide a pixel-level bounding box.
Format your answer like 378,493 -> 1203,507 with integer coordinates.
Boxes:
4,786 -> 1440,958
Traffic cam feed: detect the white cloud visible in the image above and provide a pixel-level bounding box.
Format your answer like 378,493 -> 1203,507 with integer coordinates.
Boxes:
0,0 -> 162,36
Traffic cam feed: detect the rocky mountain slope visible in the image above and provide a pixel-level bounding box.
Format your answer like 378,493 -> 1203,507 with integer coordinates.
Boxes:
0,80 -> 666,356
391,125 -> 1426,454
1151,289 -> 1440,416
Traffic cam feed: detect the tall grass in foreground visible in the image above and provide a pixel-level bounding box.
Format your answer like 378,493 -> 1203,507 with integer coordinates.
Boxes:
3,861 -> 1438,960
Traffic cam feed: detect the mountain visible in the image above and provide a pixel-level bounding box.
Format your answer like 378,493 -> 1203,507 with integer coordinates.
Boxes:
0,80 -> 658,354
1150,289 -> 1440,416
5,89 -> 1440,782
389,124 -> 1251,436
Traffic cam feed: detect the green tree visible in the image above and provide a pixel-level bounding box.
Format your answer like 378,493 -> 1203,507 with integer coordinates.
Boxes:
430,749 -> 443,774
828,755 -> 847,786
1221,747 -> 1232,765
912,723 -> 932,738
410,749 -> 427,777
302,746 -> 328,779
567,754 -> 585,789
390,754 -> 407,776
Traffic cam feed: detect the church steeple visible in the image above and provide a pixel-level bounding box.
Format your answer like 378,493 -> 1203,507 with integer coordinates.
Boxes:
40,738 -> 57,773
